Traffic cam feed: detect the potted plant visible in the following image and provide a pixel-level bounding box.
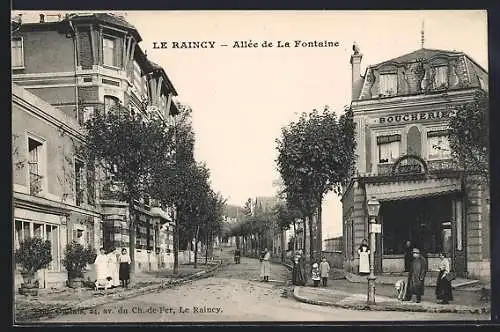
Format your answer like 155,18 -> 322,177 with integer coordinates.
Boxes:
14,237 -> 53,296
62,241 -> 96,288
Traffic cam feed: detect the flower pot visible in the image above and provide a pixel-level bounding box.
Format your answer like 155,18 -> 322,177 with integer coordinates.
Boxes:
68,277 -> 84,289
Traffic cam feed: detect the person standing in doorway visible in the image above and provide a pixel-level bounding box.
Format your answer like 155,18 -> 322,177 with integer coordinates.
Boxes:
119,248 -> 131,288
404,240 -> 413,272
319,257 -> 331,287
404,248 -> 427,303
436,252 -> 453,304
358,239 -> 370,276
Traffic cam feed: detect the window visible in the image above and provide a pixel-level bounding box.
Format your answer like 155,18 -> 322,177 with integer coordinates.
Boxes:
377,134 -> 401,163
104,95 -> 119,114
103,36 -> 116,67
427,131 -> 451,159
12,37 -> 24,68
75,159 -> 85,206
86,164 -> 95,206
379,73 -> 398,96
433,66 -> 448,89
28,137 -> 44,195
78,106 -> 95,127
15,220 -> 60,271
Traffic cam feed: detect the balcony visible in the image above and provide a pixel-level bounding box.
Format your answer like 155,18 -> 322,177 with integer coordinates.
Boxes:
29,172 -> 43,196
376,158 -> 459,176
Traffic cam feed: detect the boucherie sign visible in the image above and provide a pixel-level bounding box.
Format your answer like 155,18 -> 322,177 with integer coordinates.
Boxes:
378,109 -> 456,124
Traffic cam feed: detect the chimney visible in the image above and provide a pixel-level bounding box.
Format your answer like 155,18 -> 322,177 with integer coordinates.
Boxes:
350,42 -> 363,100
39,14 -> 45,23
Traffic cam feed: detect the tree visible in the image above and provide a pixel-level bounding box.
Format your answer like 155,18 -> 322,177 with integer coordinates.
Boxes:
448,90 -> 489,181
275,106 -> 355,261
83,104 -> 172,281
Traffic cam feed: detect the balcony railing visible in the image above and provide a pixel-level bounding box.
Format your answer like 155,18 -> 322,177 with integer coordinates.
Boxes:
376,158 -> 459,176
29,172 -> 43,195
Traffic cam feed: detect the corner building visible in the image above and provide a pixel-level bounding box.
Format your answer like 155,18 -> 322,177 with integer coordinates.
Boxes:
342,47 -> 490,282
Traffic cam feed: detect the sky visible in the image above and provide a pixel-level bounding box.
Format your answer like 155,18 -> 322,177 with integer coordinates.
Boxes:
14,10 -> 489,238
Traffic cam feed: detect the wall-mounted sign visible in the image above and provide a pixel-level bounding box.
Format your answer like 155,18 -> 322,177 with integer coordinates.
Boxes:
378,109 -> 456,124
391,155 -> 428,175
370,224 -> 382,233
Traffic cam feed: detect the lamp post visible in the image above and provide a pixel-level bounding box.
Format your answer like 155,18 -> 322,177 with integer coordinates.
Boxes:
366,196 -> 381,305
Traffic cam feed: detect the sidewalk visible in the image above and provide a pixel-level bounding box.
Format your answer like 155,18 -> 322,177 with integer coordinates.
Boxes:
293,278 -> 491,314
15,260 -> 224,322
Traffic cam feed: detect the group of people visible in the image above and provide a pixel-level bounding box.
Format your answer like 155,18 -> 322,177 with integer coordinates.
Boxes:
291,250 -> 331,287
94,247 -> 132,289
357,239 -> 454,304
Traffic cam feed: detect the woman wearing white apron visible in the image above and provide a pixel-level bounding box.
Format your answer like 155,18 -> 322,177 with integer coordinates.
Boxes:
358,239 -> 370,276
94,248 -> 109,283
107,247 -> 120,287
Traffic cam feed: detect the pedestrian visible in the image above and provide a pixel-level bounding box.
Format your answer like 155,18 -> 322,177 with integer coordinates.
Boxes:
404,248 -> 427,303
435,252 -> 454,304
107,247 -> 120,288
404,240 -> 413,272
260,248 -> 271,282
311,263 -> 321,287
358,239 -> 370,275
119,248 -> 131,288
319,257 -> 331,287
94,247 -> 109,286
292,250 -> 306,286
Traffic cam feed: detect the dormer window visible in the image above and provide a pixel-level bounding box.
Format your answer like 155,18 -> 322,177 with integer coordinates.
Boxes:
433,66 -> 448,89
379,73 -> 398,96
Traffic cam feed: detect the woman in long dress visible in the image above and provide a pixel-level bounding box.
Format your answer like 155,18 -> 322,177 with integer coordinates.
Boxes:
260,248 -> 271,282
107,247 -> 120,288
435,252 -> 453,304
292,250 -> 306,286
358,239 -> 370,275
94,248 -> 109,283
119,248 -> 131,288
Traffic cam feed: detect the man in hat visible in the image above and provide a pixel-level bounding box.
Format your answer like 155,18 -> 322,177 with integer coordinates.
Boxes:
404,248 -> 428,303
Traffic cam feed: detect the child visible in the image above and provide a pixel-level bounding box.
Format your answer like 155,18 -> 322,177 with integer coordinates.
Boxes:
311,263 -> 321,287
319,257 -> 331,287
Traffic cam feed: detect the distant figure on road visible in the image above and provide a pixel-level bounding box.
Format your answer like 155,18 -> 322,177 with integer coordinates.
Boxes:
319,257 -> 331,287
260,248 -> 271,282
404,240 -> 413,272
292,250 -> 306,286
358,239 -> 370,276
234,248 -> 241,264
404,248 -> 427,303
311,263 -> 321,287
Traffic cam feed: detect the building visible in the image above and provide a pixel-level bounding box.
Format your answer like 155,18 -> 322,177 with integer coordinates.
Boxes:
12,12 -> 179,287
341,45 -> 490,282
324,236 -> 343,252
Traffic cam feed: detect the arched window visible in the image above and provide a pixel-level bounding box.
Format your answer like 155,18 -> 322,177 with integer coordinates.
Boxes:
406,126 -> 422,156
104,95 -> 119,114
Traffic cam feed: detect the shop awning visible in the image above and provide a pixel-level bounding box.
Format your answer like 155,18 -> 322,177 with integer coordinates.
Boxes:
365,177 -> 462,201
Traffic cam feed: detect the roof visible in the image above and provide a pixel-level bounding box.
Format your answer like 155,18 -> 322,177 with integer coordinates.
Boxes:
67,13 -> 142,42
371,48 -> 464,68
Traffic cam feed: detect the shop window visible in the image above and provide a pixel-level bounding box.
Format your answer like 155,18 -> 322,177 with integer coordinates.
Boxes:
14,220 -> 59,271
379,73 -> 398,96
427,130 -> 451,159
103,36 -> 117,67
377,134 -> 401,164
12,37 -> 24,68
433,66 -> 448,89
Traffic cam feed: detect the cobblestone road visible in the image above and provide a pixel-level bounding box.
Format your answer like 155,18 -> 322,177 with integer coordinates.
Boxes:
40,255 -> 489,323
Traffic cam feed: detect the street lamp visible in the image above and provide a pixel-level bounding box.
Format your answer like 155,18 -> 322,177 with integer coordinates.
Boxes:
366,196 -> 381,305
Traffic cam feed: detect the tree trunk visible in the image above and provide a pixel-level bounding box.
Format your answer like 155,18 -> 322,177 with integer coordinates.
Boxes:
316,196 -> 323,262
205,229 -> 209,264
173,206 -> 179,275
128,204 -> 136,283
292,220 -> 297,250
303,217 -> 307,255
194,225 -> 200,268
308,213 -> 314,262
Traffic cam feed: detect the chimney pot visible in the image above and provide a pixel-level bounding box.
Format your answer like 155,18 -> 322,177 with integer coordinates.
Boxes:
40,14 -> 45,23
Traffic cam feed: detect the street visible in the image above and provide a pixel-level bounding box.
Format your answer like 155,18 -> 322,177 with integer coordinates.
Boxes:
40,253 -> 489,323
